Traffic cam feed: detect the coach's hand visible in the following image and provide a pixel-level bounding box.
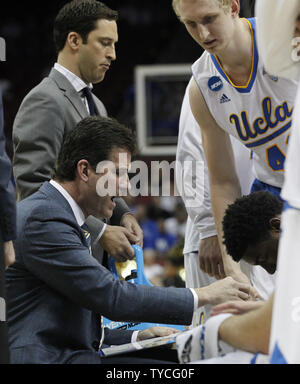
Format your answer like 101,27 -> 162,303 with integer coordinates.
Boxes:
121,213 -> 143,248
99,225 -> 138,262
3,240 -> 15,269
194,276 -> 253,307
137,326 -> 179,341
199,235 -> 225,279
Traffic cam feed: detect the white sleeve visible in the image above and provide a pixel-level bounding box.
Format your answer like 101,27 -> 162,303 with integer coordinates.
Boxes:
256,0 -> 300,79
179,142 -> 217,238
175,80 -> 217,239
188,153 -> 217,240
176,314 -> 234,363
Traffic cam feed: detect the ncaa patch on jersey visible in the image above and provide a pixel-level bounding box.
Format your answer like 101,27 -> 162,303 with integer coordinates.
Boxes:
208,76 -> 223,92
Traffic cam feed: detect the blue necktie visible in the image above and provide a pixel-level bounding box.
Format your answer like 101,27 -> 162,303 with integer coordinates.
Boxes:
81,223 -> 92,253
81,223 -> 104,349
82,87 -> 96,116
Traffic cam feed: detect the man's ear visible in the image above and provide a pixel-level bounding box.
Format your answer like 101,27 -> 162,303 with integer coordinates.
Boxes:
231,0 -> 240,18
269,217 -> 281,232
66,31 -> 82,52
77,160 -> 90,182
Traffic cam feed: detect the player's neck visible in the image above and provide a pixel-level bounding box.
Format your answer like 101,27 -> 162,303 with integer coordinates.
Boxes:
215,18 -> 253,86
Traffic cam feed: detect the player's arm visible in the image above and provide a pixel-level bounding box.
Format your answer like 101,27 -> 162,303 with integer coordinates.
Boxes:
176,86 -> 222,278
189,79 -> 246,282
256,0 -> 300,79
186,155 -> 223,279
218,294 -> 274,354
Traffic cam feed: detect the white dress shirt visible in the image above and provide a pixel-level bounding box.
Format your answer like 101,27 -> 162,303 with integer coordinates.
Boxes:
54,62 -> 93,114
49,180 -> 140,342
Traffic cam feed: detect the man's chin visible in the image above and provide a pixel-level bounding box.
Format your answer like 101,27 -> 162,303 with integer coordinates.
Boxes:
93,74 -> 105,84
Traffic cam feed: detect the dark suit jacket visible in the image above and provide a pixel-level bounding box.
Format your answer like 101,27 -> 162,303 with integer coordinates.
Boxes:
0,92 -> 15,364
6,182 -> 194,364
0,93 -> 16,242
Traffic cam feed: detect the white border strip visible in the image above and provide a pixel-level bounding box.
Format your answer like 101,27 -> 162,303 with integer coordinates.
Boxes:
135,64 -> 192,156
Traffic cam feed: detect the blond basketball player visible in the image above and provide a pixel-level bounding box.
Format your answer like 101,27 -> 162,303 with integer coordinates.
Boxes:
172,0 -> 298,291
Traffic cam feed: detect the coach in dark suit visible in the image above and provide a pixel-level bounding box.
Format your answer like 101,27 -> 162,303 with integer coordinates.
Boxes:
0,92 -> 16,364
6,116 -> 249,364
7,116 -> 194,364
12,0 -> 141,263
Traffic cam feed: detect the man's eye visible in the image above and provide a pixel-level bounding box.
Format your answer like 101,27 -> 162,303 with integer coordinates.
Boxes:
186,21 -> 196,28
203,16 -> 217,24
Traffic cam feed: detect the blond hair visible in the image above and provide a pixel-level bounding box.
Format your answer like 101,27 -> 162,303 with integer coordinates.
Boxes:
172,0 -> 231,19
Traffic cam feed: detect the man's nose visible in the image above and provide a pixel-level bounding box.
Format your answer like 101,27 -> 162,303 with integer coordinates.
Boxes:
118,174 -> 130,196
106,45 -> 116,61
197,24 -> 210,42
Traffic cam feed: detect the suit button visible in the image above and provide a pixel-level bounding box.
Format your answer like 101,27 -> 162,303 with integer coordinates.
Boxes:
92,341 -> 99,351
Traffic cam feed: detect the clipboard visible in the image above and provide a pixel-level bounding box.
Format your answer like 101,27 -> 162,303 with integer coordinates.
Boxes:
100,332 -> 181,357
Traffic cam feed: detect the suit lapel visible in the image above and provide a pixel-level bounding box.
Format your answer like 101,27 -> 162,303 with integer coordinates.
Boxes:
92,94 -> 101,116
65,87 -> 89,119
48,69 -> 89,119
39,181 -> 77,221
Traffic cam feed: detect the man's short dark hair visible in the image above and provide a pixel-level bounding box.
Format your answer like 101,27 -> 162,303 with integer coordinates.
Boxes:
222,191 -> 283,262
54,0 -> 118,53
53,116 -> 136,181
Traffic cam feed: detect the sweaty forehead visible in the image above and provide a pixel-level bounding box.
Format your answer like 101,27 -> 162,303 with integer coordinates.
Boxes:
92,19 -> 118,41
108,147 -> 131,166
177,0 -> 221,20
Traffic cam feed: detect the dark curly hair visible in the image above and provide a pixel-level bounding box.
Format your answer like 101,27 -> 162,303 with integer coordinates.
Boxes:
222,191 -> 283,262
54,0 -> 118,53
53,116 -> 136,181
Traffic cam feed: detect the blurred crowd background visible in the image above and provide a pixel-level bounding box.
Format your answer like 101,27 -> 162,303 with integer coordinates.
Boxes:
0,0 -> 255,288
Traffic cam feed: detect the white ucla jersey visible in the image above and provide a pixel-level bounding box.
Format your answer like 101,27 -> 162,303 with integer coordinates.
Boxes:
270,93 -> 300,363
176,78 -> 254,254
281,85 -> 300,209
269,207 -> 300,364
270,28 -> 300,365
192,18 -> 298,188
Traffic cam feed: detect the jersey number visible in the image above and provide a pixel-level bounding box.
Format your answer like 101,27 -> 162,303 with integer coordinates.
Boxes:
267,145 -> 286,171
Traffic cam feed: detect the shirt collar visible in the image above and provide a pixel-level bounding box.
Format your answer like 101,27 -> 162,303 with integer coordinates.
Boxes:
54,63 -> 93,93
50,180 -> 85,227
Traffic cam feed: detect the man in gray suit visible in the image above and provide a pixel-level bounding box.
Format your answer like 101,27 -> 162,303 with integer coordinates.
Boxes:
6,116 -> 251,364
13,0 -> 141,262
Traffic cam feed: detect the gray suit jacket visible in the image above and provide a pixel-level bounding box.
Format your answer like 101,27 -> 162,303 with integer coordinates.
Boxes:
12,68 -> 130,258
6,182 -> 194,364
13,68 -> 107,200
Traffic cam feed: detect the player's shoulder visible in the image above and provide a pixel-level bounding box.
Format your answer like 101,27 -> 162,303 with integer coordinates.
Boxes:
192,50 -> 211,75
188,76 -> 214,126
192,50 -> 220,93
22,76 -> 62,103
